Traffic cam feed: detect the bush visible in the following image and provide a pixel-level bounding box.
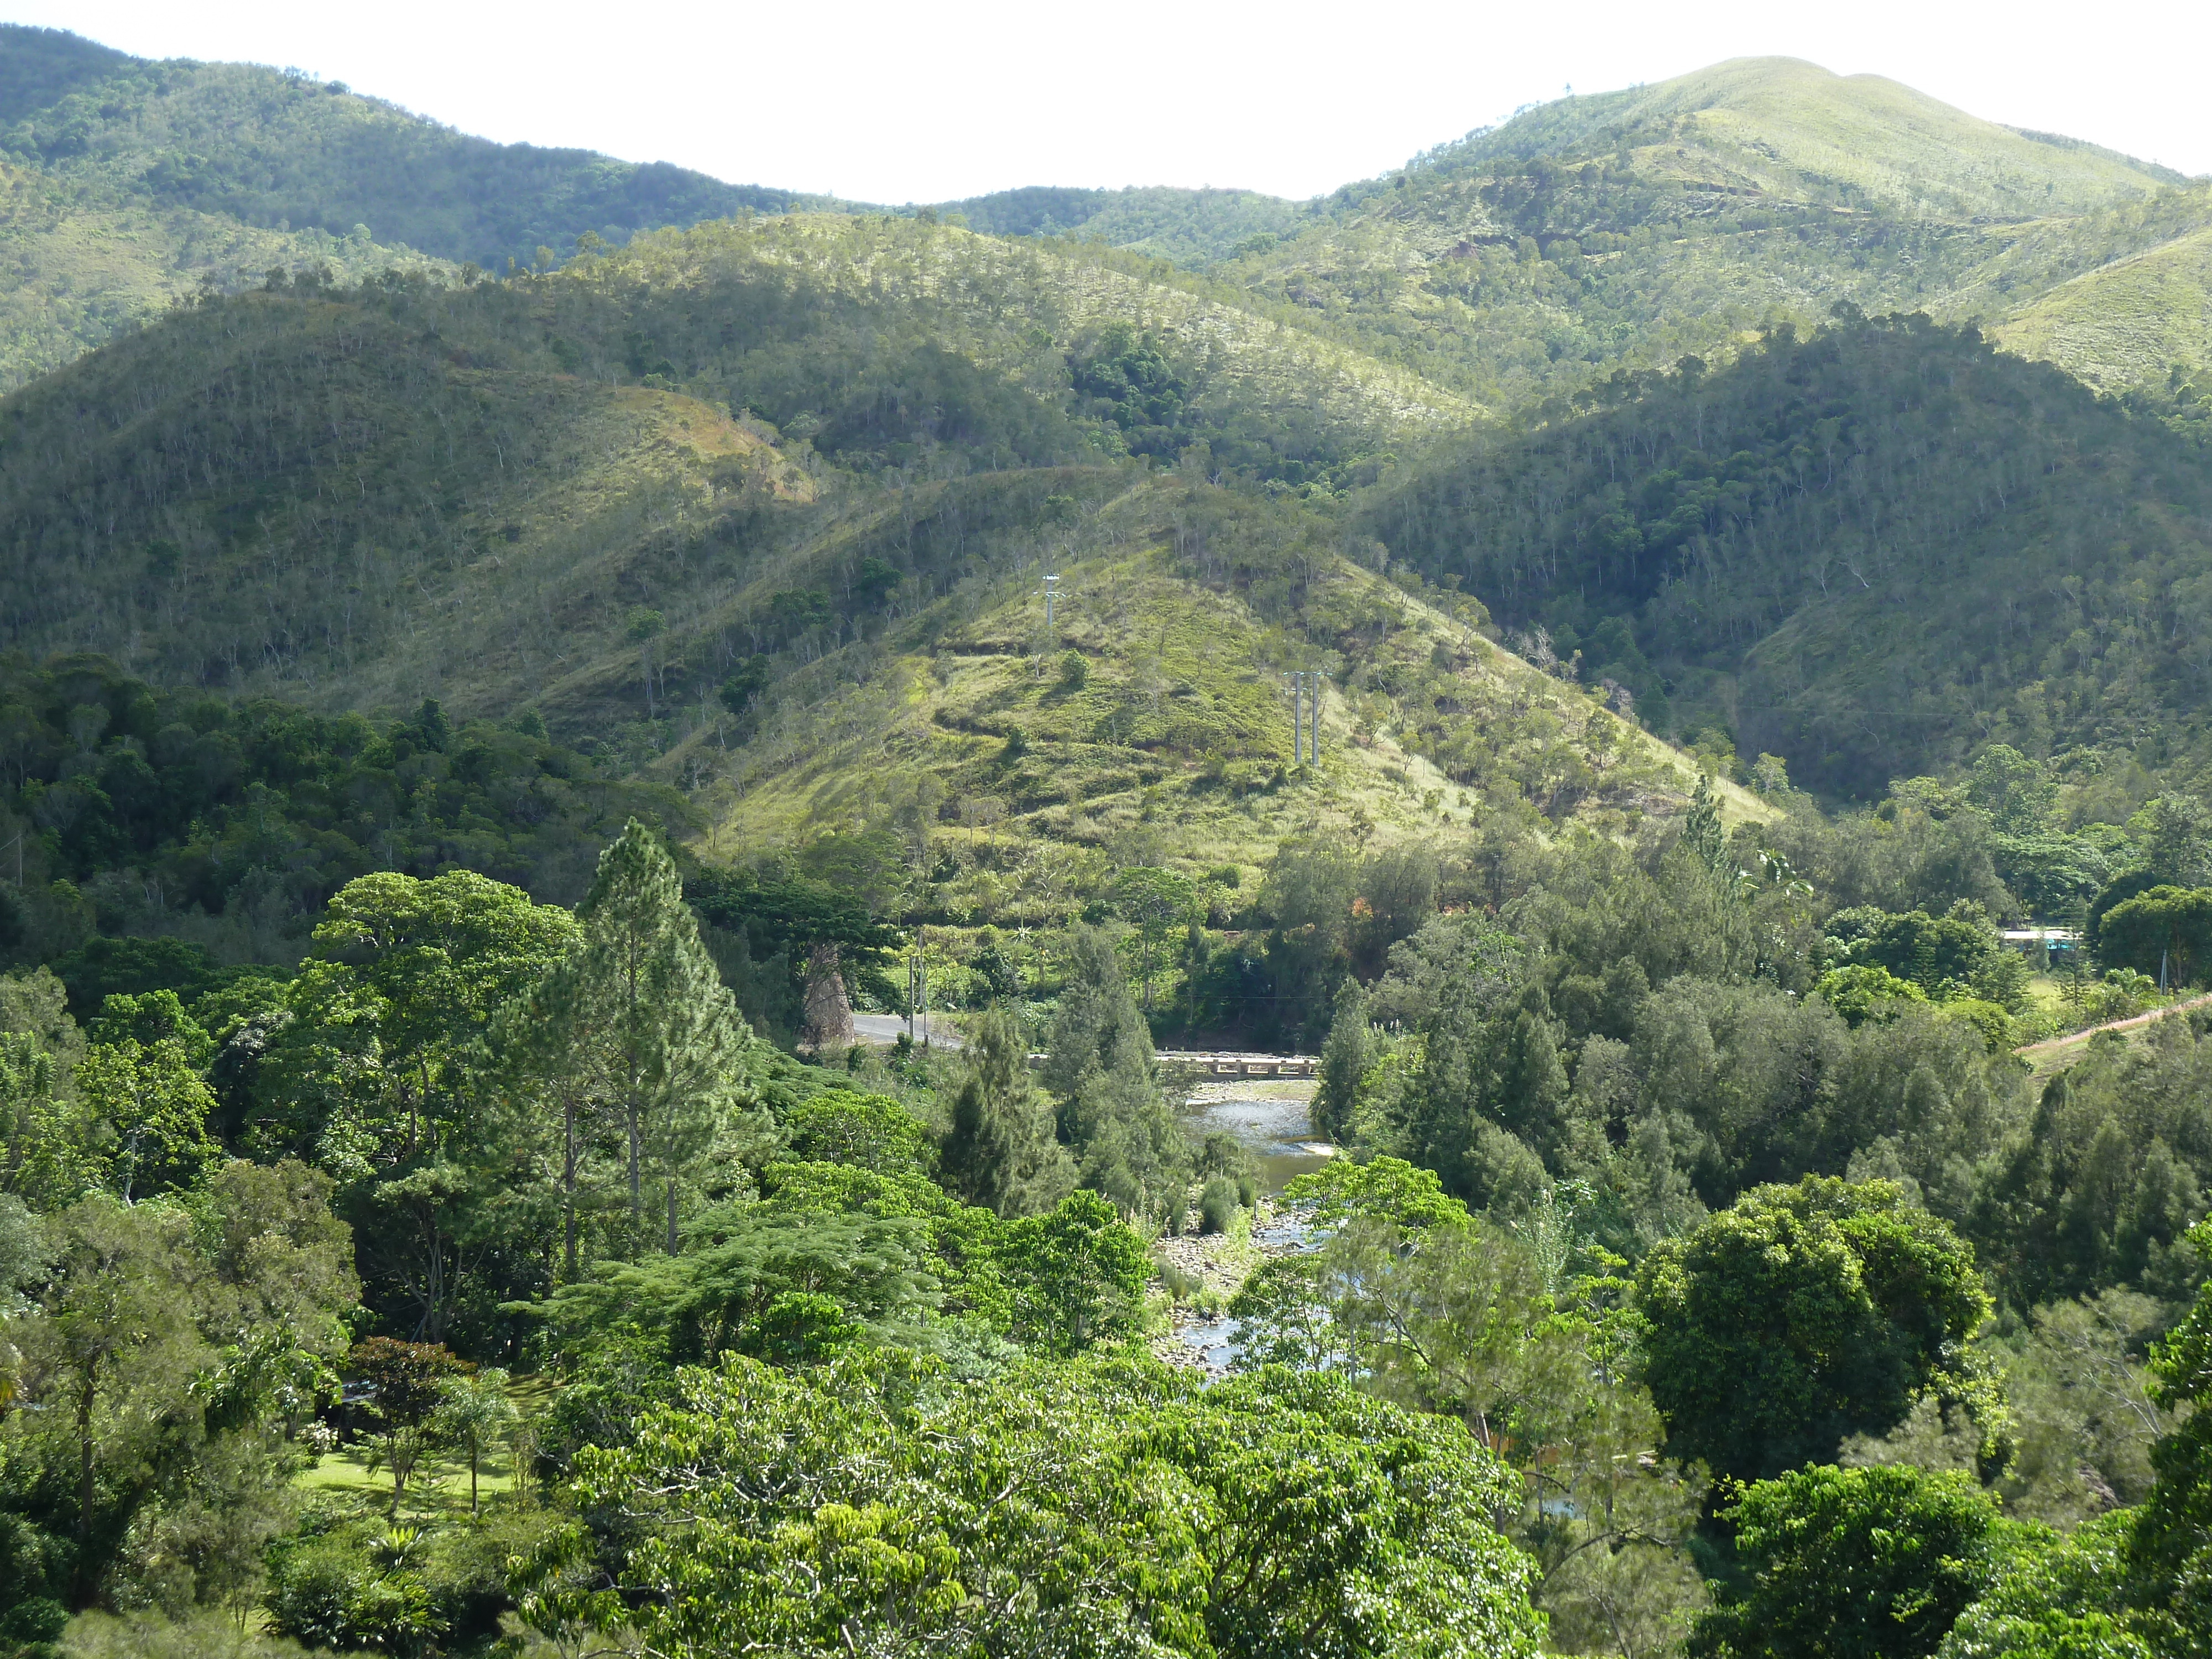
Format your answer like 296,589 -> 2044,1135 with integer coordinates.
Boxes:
1815,963 -> 1926,1028
782,1090 -> 931,1172
1940,997 -> 2014,1053
265,1537 -> 445,1657
1199,1175 -> 1240,1234
1,1598 -> 68,1659
1636,1177 -> 1992,1483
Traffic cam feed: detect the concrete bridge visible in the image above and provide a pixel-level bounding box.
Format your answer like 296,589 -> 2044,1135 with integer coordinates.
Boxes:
1155,1051 -> 1318,1079
852,1016 -> 1316,1078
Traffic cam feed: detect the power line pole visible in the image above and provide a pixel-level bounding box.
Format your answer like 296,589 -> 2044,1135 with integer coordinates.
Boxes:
1042,571 -> 1060,630
1285,672 -> 1326,768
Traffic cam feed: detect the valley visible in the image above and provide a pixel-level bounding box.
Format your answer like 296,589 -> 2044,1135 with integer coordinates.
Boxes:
2,21 -> 2211,1659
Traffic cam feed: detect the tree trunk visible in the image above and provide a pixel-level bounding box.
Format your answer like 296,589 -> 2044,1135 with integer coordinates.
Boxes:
627,1107 -> 641,1245
666,1177 -> 678,1254
562,1093 -> 579,1281
470,1444 -> 479,1517
77,1366 -> 96,1550
802,941 -> 855,1053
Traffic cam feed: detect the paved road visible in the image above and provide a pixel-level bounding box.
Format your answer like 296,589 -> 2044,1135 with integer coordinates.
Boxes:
851,1013 -> 963,1050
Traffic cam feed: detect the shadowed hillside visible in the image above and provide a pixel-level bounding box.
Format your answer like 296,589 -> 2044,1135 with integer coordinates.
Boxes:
1364,310 -> 2212,795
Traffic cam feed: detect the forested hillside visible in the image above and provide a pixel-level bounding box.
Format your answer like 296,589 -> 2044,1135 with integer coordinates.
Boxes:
0,216 -> 1463,716
10,29 -> 2212,413
0,24 -> 804,388
1366,310 -> 2212,794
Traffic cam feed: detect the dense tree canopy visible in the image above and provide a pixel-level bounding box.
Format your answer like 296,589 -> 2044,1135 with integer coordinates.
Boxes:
1637,1177 -> 1994,1483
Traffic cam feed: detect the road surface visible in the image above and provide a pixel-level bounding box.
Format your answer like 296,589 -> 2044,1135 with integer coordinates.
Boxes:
851,1013 -> 963,1050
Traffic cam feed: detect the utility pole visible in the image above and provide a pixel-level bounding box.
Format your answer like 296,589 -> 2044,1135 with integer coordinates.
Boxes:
1285,672 -> 1325,768
1043,571 -> 1060,630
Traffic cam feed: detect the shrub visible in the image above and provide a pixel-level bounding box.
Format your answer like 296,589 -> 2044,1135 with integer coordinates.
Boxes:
1156,1259 -> 1201,1301
1199,1176 -> 1240,1234
265,1537 -> 446,1657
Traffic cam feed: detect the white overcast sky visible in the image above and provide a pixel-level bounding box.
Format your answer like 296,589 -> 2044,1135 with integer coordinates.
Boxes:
6,1 -> 2207,202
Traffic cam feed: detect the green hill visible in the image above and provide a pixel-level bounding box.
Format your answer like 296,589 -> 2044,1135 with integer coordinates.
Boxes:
0,24 -> 815,389
1443,57 -> 2182,220
11,29 -> 2212,416
695,491 -> 1759,901
1989,211 -> 2212,393
944,185 -> 1312,269
1364,310 -> 2212,796
10,31 -> 2212,832
1220,59 -> 2212,410
0,216 -> 1470,722
0,26 -> 804,265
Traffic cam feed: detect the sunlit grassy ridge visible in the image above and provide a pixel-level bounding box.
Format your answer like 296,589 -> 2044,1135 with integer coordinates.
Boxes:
582,214 -> 1480,433
690,481 -> 1759,902
1454,58 -> 2180,219
942,185 -> 1313,269
1215,59 -> 2210,408
1991,219 -> 2212,393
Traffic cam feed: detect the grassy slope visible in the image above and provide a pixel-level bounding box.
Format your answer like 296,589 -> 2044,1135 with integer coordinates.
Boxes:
1540,57 -> 2177,219
943,185 -> 1312,269
1992,218 -> 2212,390
594,214 -> 1479,434
1220,58 -> 2211,407
692,497 -> 1761,895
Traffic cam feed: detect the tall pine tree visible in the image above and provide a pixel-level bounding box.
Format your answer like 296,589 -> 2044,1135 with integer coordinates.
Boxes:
542,822 -> 769,1255
941,1005 -> 1072,1217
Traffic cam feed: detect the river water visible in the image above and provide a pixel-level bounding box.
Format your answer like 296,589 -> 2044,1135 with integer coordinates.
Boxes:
1171,1083 -> 1332,1370
1184,1086 -> 1334,1194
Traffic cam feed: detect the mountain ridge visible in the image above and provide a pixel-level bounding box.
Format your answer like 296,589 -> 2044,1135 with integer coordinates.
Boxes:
11,28 -> 2212,407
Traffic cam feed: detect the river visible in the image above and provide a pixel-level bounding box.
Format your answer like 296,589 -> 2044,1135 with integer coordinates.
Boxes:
1170,1081 -> 1332,1371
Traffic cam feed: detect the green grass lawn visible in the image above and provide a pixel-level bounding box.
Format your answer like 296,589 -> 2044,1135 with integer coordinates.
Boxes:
300,1444 -> 521,1522
300,1373 -> 560,1520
